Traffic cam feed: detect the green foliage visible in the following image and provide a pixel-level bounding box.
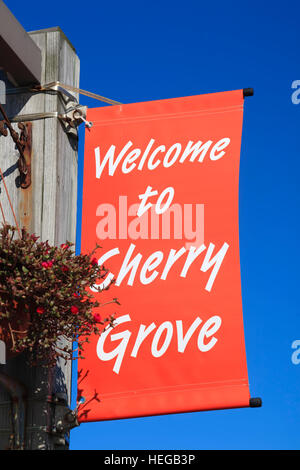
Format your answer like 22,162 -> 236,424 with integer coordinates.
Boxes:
0,224 -> 117,365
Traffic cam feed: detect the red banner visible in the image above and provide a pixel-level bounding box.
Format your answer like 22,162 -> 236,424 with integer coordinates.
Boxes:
78,90 -> 250,422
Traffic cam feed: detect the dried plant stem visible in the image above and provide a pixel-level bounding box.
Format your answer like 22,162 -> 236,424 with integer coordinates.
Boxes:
8,322 -> 16,349
100,300 -> 118,308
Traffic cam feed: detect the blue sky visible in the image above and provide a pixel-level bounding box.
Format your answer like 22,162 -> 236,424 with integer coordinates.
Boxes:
5,0 -> 300,450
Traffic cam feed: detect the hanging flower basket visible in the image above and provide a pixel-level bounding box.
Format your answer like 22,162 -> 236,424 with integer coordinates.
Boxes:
0,224 -> 117,365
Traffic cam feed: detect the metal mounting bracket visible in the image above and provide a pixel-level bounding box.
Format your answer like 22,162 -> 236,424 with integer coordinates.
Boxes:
17,122 -> 32,189
58,105 -> 92,132
35,81 -> 78,104
0,102 -> 32,188
6,104 -> 91,137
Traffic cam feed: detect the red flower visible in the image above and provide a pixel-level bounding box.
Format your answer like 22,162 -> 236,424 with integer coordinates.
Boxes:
71,306 -> 79,315
42,260 -> 54,268
36,307 -> 45,315
93,312 -> 102,323
91,257 -> 98,266
60,243 -> 69,250
73,292 -> 80,298
61,266 -> 69,272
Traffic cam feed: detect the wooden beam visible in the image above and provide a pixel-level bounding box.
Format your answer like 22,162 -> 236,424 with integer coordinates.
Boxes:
0,1 -> 41,86
0,27 -> 79,450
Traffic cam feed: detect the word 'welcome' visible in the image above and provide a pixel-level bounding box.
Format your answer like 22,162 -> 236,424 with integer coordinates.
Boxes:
95,137 -> 231,179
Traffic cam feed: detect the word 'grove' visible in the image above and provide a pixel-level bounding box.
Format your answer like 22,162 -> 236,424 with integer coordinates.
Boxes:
97,314 -> 222,374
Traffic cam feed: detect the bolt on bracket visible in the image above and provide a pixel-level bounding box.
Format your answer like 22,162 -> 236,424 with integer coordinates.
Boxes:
58,105 -> 92,133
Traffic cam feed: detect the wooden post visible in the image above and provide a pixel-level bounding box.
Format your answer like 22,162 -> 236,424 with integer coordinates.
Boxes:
0,27 -> 79,450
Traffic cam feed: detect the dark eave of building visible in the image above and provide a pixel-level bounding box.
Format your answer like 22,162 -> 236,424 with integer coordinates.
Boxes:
0,1 -> 41,86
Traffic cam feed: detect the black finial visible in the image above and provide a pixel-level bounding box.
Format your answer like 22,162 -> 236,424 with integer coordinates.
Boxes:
249,397 -> 262,407
243,88 -> 254,97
